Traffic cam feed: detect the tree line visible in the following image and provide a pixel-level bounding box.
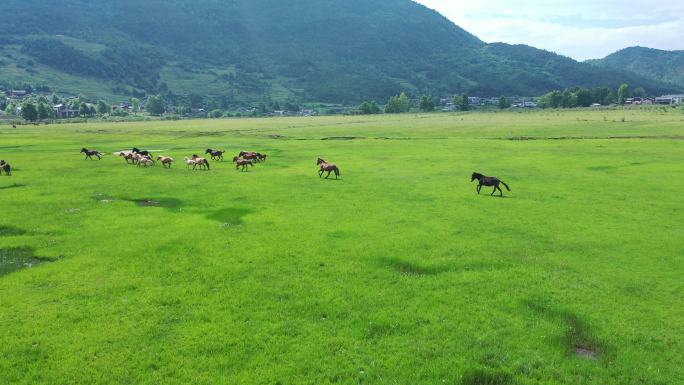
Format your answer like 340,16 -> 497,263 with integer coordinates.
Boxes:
538,84 -> 644,108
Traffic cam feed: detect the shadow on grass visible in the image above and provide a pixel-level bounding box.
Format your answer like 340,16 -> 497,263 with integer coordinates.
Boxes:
207,208 -> 254,227
461,368 -> 516,385
524,300 -> 604,361
0,225 -> 28,236
0,183 -> 26,190
0,247 -> 59,277
378,257 -> 508,277
92,193 -> 182,209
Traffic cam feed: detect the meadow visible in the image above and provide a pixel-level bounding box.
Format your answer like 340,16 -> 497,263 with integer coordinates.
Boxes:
0,109 -> 682,385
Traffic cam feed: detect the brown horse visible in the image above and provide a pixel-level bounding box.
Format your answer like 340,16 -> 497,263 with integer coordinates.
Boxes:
239,151 -> 259,162
191,155 -> 210,170
317,158 -> 340,179
471,172 -> 511,197
157,156 -> 175,168
119,152 -> 136,164
233,157 -> 253,171
0,160 -> 11,176
81,148 -> 103,160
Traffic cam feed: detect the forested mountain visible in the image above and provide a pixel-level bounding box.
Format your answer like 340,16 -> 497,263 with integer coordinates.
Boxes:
588,47 -> 684,89
0,0 -> 680,103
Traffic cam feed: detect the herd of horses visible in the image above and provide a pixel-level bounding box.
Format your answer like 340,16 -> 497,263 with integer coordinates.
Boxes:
2,149 -> 512,196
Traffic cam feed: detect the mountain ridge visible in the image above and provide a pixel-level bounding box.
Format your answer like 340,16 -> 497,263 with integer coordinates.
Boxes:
0,0 -> 680,103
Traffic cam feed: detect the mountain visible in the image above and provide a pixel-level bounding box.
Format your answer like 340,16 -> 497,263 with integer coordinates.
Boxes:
588,47 -> 684,90
0,0 -> 680,103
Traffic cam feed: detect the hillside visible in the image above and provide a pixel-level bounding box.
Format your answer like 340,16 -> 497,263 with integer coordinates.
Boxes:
0,0 -> 680,103
588,47 -> 684,89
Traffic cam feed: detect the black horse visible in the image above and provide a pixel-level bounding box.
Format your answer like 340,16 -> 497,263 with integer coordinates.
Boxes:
256,152 -> 268,162
0,160 -> 11,176
132,147 -> 152,157
471,172 -> 511,197
81,148 -> 103,160
205,149 -> 226,161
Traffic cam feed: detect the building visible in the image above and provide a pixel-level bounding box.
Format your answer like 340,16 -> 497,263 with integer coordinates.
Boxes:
53,104 -> 79,118
7,90 -> 28,98
655,95 -> 684,105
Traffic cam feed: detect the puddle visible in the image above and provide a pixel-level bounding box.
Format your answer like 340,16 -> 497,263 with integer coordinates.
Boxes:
576,346 -> 598,360
91,194 -> 182,209
0,247 -> 57,277
321,136 -> 366,141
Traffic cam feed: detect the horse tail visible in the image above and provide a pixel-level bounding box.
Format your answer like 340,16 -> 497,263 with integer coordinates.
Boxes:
501,181 -> 511,191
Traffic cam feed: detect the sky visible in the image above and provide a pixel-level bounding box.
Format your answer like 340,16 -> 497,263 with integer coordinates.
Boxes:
414,0 -> 684,60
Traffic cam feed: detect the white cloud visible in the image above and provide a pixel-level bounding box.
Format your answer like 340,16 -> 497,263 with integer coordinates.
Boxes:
415,0 -> 684,60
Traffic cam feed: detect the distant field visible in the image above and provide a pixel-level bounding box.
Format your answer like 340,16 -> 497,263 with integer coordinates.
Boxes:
1,110 -> 682,385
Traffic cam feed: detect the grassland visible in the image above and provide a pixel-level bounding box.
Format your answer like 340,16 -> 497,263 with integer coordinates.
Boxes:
0,109 -> 682,385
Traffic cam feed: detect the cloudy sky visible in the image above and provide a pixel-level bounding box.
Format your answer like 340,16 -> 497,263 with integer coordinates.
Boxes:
414,0 -> 684,60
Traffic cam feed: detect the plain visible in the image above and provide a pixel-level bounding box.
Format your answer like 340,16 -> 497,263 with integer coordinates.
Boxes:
1,109 -> 683,385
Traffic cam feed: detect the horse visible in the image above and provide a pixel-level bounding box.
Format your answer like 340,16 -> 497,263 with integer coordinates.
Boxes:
133,153 -> 154,165
191,155 -> 210,170
256,152 -> 268,162
132,147 -> 152,157
81,148 -> 103,160
205,149 -> 226,161
157,156 -> 175,168
137,158 -> 154,167
184,157 -> 198,169
317,158 -> 341,180
471,172 -> 511,197
238,151 -> 259,162
119,152 -> 136,164
233,157 -> 253,171
0,160 -> 11,176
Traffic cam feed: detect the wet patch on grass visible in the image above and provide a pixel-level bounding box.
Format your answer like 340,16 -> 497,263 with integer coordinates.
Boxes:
0,247 -> 59,277
461,368 -> 516,385
379,257 -> 445,276
524,300 -> 604,360
321,136 -> 366,140
0,225 -> 28,236
92,193 -> 182,209
496,135 -> 684,141
208,208 -> 254,227
0,183 -> 25,190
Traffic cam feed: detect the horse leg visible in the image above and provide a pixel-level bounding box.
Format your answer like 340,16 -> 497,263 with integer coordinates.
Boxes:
326,170 -> 331,179
477,184 -> 482,194
491,186 -> 497,196
498,186 -> 504,197
319,170 -> 323,178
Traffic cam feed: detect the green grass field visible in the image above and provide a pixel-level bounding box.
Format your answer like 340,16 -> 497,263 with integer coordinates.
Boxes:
1,109 -> 682,385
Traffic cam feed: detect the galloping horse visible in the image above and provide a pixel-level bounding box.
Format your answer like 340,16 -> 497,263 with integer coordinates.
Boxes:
81,148 -> 103,160
157,156 -> 175,168
119,152 -> 136,164
233,157 -> 253,172
0,160 -> 11,176
317,158 -> 341,180
256,152 -> 268,162
132,147 -> 152,157
471,172 -> 511,197
205,149 -> 226,161
239,151 -> 259,162
191,155 -> 210,170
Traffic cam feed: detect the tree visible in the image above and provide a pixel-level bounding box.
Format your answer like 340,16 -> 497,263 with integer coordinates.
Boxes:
37,102 -> 51,120
21,102 -> 38,122
633,87 -> 646,98
419,95 -> 434,112
209,109 -> 224,118
96,100 -> 110,115
131,98 -> 141,115
385,92 -> 410,113
454,93 -> 469,111
561,89 -> 578,108
146,95 -> 165,116
359,101 -> 381,114
0,98 -> 7,112
498,96 -> 510,110
575,88 -> 593,107
617,84 -> 630,105
79,103 -> 90,117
